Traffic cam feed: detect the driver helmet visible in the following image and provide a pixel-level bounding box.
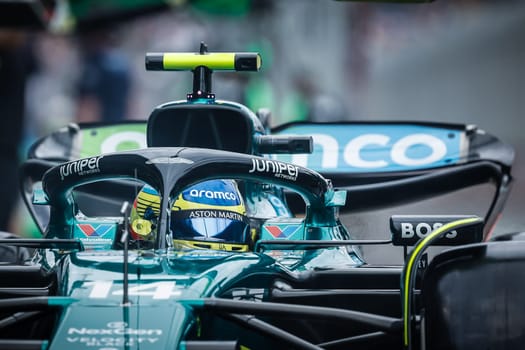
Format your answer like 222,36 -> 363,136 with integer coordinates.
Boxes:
130,179 -> 251,251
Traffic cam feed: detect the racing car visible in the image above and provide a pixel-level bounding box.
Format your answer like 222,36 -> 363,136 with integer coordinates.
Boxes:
0,45 -> 520,350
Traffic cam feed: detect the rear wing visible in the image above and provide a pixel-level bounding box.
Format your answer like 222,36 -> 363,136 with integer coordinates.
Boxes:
22,120 -> 513,239
26,121 -> 147,161
272,121 -> 514,237
271,121 -> 512,180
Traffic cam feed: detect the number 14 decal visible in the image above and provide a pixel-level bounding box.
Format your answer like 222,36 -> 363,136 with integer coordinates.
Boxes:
84,281 -> 181,299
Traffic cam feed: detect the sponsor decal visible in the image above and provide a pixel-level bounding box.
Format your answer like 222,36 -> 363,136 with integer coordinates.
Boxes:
59,156 -> 103,180
67,322 -> 162,336
66,321 -> 161,347
74,223 -> 116,250
66,336 -> 160,347
274,124 -> 465,172
77,224 -> 114,238
80,124 -> 146,158
189,189 -> 237,201
249,158 -> 299,181
188,210 -> 245,222
264,225 -> 301,239
100,131 -> 147,154
400,222 -> 457,239
390,215 -> 483,246
181,180 -> 241,206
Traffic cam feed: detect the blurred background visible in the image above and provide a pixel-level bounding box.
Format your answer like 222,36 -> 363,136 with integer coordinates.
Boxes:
1,0 -> 523,261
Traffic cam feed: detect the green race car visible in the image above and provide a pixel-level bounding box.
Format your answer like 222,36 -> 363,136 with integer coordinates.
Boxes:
1,45 -> 520,350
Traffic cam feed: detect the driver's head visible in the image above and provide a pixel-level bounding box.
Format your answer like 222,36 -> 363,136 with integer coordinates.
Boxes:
130,179 -> 250,251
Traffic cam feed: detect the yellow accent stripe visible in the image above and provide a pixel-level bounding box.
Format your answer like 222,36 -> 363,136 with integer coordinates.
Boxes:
136,199 -> 159,206
173,239 -> 249,252
163,53 -> 236,70
402,217 -> 482,347
136,196 -> 160,216
137,192 -> 160,203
